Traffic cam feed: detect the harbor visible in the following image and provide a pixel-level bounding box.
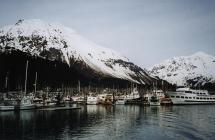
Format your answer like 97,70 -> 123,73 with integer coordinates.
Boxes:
1,105 -> 215,140
1,0 -> 215,139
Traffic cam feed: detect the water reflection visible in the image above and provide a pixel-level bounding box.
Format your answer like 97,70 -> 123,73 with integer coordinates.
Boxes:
0,105 -> 215,140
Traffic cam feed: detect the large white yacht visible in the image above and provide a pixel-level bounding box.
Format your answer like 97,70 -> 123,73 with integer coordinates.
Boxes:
166,87 -> 215,105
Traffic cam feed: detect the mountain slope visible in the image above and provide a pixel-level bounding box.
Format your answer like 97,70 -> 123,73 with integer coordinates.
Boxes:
0,19 -> 152,84
149,52 -> 215,87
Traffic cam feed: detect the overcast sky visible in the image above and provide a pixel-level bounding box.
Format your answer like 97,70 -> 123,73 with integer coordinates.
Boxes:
0,0 -> 215,68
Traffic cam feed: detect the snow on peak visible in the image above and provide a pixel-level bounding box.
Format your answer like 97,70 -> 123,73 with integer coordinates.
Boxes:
149,52 -> 215,87
0,19 -> 151,84
191,51 -> 213,58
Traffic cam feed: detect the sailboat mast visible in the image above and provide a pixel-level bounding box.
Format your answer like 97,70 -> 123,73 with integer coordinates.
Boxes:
24,60 -> 29,96
78,80 -> 80,93
5,72 -> 8,92
34,72 -> 37,94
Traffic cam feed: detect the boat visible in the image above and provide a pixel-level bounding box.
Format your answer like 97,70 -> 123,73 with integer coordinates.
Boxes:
0,73 -> 15,111
144,90 -> 162,106
16,60 -> 36,110
0,105 -> 14,111
0,101 -> 15,111
166,87 -> 215,105
97,93 -> 113,105
149,95 -> 160,106
18,95 -> 36,110
72,96 -> 85,104
115,96 -> 126,105
87,93 -> 98,105
125,88 -> 140,100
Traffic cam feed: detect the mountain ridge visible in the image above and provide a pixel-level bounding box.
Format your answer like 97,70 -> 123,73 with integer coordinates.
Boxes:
149,52 -> 215,88
0,19 -> 153,85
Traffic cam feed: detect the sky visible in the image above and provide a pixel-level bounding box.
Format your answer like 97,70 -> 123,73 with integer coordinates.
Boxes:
0,0 -> 215,68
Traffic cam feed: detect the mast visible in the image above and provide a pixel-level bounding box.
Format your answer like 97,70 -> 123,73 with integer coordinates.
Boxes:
5,72 -> 9,92
34,72 -> 37,94
78,80 -> 80,93
24,60 -> 29,96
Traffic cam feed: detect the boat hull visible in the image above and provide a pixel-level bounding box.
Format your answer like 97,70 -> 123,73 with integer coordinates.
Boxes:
86,101 -> 98,105
0,106 -> 14,111
115,100 -> 125,105
19,105 -> 36,110
150,102 -> 160,106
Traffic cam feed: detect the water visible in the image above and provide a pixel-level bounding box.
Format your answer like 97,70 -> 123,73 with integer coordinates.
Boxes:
1,105 -> 215,140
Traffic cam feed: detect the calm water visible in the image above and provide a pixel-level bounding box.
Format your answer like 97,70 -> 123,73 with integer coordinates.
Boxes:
1,105 -> 215,140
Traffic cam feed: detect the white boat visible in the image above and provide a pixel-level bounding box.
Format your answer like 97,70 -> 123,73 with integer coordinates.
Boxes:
144,90 -> 166,106
87,96 -> 98,105
19,96 -> 36,110
115,97 -> 126,105
166,87 -> 215,105
17,61 -> 36,110
72,96 -> 85,104
0,102 -> 15,111
125,88 -> 140,100
149,96 -> 160,106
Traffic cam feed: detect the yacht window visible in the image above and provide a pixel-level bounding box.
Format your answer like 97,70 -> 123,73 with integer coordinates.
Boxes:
213,98 -> 215,100
185,97 -> 188,99
181,96 -> 184,98
207,98 -> 209,100
203,98 -> 206,100
171,96 -> 175,98
176,96 -> 180,98
193,97 -> 195,99
189,97 -> 192,99
196,97 -> 199,99
200,97 -> 203,99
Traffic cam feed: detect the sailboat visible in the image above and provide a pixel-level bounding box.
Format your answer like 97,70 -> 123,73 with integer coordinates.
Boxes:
17,60 -> 36,110
0,72 -> 15,111
149,81 -> 161,106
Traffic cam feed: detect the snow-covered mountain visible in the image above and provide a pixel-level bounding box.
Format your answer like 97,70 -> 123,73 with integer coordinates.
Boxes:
0,19 -> 152,84
149,52 -> 215,87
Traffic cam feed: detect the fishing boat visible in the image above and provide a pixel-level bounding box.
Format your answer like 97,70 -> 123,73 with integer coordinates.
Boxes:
0,100 -> 15,111
166,87 -> 215,105
87,93 -> 98,105
0,105 -> 14,111
18,95 -> 36,110
97,93 -> 113,105
16,60 -> 36,110
115,97 -> 126,105
149,95 -> 160,106
125,88 -> 140,100
0,73 -> 16,111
